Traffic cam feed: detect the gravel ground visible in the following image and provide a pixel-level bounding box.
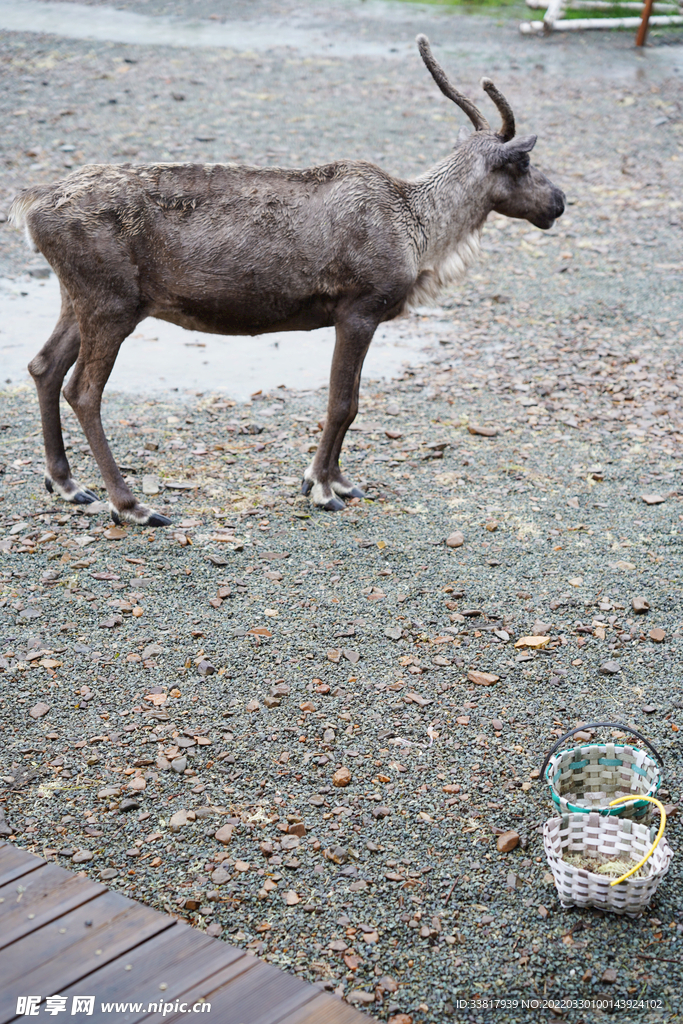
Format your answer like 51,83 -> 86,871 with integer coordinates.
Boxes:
1,2 -> 683,1023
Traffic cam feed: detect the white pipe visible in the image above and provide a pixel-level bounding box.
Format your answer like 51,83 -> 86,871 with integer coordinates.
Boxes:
521,13 -> 683,28
527,0 -> 679,10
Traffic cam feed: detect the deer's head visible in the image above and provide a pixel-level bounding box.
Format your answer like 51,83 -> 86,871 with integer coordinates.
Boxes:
417,35 -> 565,230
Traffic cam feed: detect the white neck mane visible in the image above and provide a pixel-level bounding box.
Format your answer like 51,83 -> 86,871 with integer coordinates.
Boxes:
406,228 -> 483,309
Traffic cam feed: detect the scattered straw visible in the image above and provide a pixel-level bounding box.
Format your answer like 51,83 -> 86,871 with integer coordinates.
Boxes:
563,852 -> 648,880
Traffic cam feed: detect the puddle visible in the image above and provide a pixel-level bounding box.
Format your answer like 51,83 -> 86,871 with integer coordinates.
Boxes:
0,276 -> 445,401
0,0 -> 412,57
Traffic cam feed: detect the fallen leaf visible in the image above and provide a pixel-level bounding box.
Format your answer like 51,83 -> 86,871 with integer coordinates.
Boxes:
467,670 -> 499,686
514,635 -> 550,649
347,990 -> 375,1006
144,693 -> 167,706
104,526 -> 127,540
467,424 -> 498,437
99,615 -> 123,629
404,692 -> 433,706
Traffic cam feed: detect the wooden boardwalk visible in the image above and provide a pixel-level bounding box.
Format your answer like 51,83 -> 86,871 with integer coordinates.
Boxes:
0,842 -> 373,1024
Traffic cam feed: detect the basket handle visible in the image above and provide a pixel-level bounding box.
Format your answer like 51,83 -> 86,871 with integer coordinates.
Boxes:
541,721 -> 663,779
608,796 -> 667,886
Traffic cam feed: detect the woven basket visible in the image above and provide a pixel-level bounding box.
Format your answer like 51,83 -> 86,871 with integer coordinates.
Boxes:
544,812 -> 673,916
542,723 -> 662,822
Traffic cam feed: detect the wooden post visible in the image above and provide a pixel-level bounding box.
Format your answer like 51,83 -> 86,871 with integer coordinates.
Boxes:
636,0 -> 656,44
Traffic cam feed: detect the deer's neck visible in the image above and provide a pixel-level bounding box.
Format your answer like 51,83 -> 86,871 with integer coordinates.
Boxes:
405,154 -> 491,308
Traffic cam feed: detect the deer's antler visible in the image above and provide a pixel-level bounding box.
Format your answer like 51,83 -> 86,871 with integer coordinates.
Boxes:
481,78 -> 516,142
416,35 -> 490,133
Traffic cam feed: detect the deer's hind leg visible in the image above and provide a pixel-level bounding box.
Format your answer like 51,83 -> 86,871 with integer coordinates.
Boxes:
28,286 -> 99,504
63,304 -> 170,528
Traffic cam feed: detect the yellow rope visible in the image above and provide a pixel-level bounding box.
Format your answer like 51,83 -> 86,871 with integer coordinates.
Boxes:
607,795 -> 666,886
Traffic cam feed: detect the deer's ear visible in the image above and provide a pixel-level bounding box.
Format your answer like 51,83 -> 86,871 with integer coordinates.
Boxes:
502,134 -> 537,162
457,126 -> 470,143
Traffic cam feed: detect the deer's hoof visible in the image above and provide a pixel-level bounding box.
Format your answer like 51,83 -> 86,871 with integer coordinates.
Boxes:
147,512 -> 172,527
322,495 -> 345,512
110,505 -> 171,527
45,474 -> 98,504
72,488 -> 99,505
345,486 -> 366,499
301,477 -> 313,496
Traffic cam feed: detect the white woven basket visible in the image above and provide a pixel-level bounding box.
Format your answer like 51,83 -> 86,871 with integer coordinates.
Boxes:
544,812 -> 673,917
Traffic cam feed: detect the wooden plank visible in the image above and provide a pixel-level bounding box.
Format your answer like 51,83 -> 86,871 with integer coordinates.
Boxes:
0,895 -> 173,1024
154,960 -> 376,1024
149,957 -> 322,1024
0,845 -> 373,1024
139,954 -> 271,1024
0,843 -> 46,887
58,923 -> 245,1024
0,861 -> 104,950
275,992 -> 373,1024
215,962 -> 323,1024
137,952 -> 258,1023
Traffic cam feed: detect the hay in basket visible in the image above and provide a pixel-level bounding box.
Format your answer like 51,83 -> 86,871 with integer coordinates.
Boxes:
543,723 -> 662,822
543,800 -> 673,916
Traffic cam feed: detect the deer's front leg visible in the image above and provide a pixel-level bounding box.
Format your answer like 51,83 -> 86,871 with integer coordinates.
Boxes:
302,315 -> 375,511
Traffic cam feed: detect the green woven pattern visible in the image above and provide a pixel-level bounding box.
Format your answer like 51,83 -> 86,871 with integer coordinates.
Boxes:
545,742 -> 661,821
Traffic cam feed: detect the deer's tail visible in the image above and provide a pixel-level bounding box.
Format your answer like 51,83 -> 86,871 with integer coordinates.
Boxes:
8,188 -> 45,252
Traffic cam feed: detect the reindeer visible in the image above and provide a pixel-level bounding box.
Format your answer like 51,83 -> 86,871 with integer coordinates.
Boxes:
9,35 -> 564,525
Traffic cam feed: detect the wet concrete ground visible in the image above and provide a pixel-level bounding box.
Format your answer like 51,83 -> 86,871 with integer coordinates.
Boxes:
0,276 -> 446,400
